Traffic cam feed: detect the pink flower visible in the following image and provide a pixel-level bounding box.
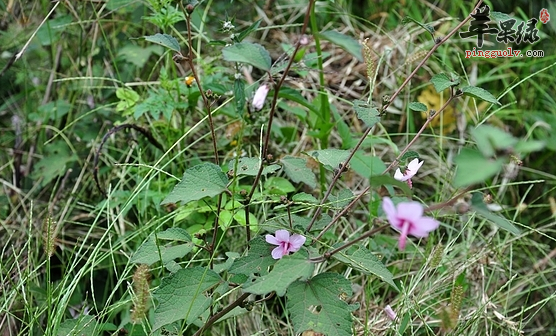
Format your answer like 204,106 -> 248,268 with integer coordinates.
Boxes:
384,305 -> 397,321
265,230 -> 306,259
382,197 -> 439,250
394,158 -> 423,189
252,84 -> 270,111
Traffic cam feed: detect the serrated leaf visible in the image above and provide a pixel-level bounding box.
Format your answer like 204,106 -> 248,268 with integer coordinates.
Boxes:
332,247 -> 397,289
230,157 -> 280,176
229,237 -> 277,276
320,30 -> 363,62
309,149 -> 350,171
243,250 -> 314,296
152,267 -> 221,330
430,73 -> 459,92
131,229 -> 194,265
453,148 -> 505,187
460,86 -> 500,105
281,156 -> 317,189
328,189 -> 353,210
409,102 -> 427,112
292,192 -> 319,204
143,33 -> 180,52
471,125 -> 517,158
470,193 -> 520,235
222,42 -> 271,71
353,100 -> 380,128
287,273 -> 354,336
161,163 -> 228,205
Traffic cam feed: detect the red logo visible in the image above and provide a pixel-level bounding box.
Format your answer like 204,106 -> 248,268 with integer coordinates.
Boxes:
540,8 -> 550,24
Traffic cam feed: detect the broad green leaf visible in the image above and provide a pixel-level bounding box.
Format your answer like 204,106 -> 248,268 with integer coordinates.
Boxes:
278,87 -> 317,113
264,177 -> 296,195
287,273 -> 355,336
243,250 -> 313,296
513,139 -> 545,154
292,192 -> 319,204
470,193 -> 520,235
351,152 -> 386,178
408,102 -> 427,112
471,125 -> 517,158
161,163 -> 228,205
152,267 -> 221,330
332,247 -> 397,289
281,156 -> 317,189
222,42 -> 271,71
353,100 -> 380,128
229,237 -> 277,276
143,33 -> 180,52
234,78 -> 246,116
461,86 -> 500,105
401,16 -> 435,36
31,141 -> 77,187
130,229 -> 194,265
453,148 -> 505,187
430,72 -> 459,93
230,157 -> 280,176
309,149 -> 350,171
369,175 -> 412,198
57,316 -> 99,336
213,252 -> 240,274
320,30 -> 363,62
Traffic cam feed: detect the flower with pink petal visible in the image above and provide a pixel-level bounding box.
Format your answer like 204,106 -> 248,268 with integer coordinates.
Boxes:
265,229 -> 306,259
394,158 -> 423,189
384,305 -> 397,321
252,84 -> 270,111
382,197 -> 439,250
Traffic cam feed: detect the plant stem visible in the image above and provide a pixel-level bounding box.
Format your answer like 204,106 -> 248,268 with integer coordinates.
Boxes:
192,292 -> 251,336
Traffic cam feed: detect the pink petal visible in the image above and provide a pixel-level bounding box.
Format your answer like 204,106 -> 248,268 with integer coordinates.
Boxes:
271,246 -> 285,259
274,229 -> 290,242
252,84 -> 270,111
265,234 -> 280,246
406,158 -> 424,176
396,202 -> 424,223
398,220 -> 410,250
288,234 -> 306,251
382,197 -> 402,228
384,305 -> 397,320
408,217 -> 439,238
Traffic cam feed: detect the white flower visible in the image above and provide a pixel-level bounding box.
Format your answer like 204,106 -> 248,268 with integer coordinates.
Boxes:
384,305 -> 397,321
394,158 -> 424,182
252,84 -> 270,111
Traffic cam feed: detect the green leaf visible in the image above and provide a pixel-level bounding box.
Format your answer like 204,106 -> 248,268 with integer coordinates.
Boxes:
368,175 -> 412,198
130,228 -> 194,265
332,247 -> 398,289
230,157 -> 280,176
460,86 -> 500,105
470,125 -> 517,158
287,273 -> 355,336
57,316 -> 99,336
143,33 -> 180,52
453,148 -> 505,187
264,177 -> 296,195
222,42 -> 271,71
31,141 -> 77,187
236,18 -> 262,42
152,267 -> 221,330
353,100 -> 380,128
328,189 -> 354,210
234,78 -> 246,116
278,87 -> 317,113
243,250 -> 314,296
229,237 -> 277,276
351,152 -> 386,178
513,140 -> 545,154
309,149 -> 350,171
320,30 -> 363,62
430,72 -> 459,93
161,163 -> 228,205
470,193 -> 520,235
401,16 -> 435,36
292,192 -> 319,204
281,156 -> 317,189
408,102 -> 427,112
